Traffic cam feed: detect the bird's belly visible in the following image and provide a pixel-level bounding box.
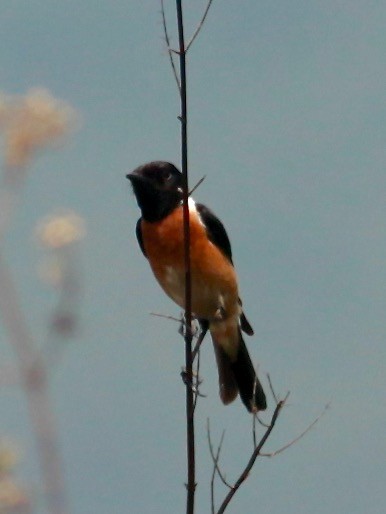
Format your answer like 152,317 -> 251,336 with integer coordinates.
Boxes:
161,264 -> 231,319
142,205 -> 239,320
150,245 -> 238,320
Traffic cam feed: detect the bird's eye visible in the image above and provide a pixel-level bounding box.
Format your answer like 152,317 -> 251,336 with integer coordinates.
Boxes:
162,170 -> 172,181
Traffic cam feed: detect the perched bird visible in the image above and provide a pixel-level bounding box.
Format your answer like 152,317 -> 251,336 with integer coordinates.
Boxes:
127,161 -> 266,412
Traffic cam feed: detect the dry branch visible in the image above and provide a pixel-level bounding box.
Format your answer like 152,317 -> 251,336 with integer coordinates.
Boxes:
216,394 -> 289,514
160,0 -> 181,91
260,403 -> 330,457
186,0 -> 215,52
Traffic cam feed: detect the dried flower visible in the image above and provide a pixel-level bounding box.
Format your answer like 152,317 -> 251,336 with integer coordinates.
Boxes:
0,88 -> 76,169
36,211 -> 86,249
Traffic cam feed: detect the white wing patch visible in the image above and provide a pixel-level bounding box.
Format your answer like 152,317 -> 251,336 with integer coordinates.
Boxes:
188,197 -> 205,227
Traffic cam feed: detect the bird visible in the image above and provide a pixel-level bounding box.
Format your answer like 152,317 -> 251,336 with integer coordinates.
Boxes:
126,161 -> 266,412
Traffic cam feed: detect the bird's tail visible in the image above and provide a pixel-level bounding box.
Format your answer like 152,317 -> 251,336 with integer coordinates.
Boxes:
211,323 -> 267,412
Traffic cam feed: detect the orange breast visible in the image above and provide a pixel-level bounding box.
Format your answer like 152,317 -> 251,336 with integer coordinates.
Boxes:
141,203 -> 239,320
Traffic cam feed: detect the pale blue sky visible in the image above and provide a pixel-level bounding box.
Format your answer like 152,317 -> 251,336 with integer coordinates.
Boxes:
1,1 -> 386,513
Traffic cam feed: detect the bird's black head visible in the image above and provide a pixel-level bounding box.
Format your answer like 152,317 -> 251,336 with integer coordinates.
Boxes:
126,161 -> 183,222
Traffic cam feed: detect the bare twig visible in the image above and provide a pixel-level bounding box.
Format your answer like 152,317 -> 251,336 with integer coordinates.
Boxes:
216,393 -> 290,514
209,426 -> 227,514
160,0 -> 181,91
150,311 -> 184,325
186,0 -> 215,52
267,372 -> 279,404
252,373 -> 278,442
260,402 -> 330,457
191,321 -> 208,361
192,349 -> 204,411
150,312 -> 202,341
254,413 -> 270,429
189,175 -> 206,197
207,419 -> 232,490
252,410 -> 258,448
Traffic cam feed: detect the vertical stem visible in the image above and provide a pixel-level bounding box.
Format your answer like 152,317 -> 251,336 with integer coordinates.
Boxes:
175,1 -> 195,513
0,255 -> 68,514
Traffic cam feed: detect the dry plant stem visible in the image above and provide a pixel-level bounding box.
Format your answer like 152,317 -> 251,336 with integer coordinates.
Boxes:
0,254 -> 68,514
161,0 -> 181,91
252,412 -> 258,448
216,395 -> 289,514
191,323 -> 208,361
209,426 -> 226,514
260,402 -> 330,457
189,175 -> 206,197
150,311 -> 184,325
192,350 -> 201,412
186,0 -> 215,52
175,1 -> 196,513
267,372 -> 279,404
207,420 -> 232,490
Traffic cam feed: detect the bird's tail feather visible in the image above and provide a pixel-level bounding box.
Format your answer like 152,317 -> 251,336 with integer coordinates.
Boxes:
231,333 -> 267,412
213,343 -> 239,405
211,325 -> 267,412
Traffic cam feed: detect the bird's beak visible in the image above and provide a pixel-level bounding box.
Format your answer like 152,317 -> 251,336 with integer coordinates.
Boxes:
126,171 -> 149,185
126,172 -> 137,182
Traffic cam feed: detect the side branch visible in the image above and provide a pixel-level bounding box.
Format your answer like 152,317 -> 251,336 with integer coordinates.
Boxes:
216,394 -> 289,514
160,0 -> 181,91
207,420 -> 232,490
186,0 -> 215,52
260,402 -> 330,457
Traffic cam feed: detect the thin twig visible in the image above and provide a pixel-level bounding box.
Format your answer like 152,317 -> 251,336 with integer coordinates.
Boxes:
252,410 -> 257,448
150,311 -> 184,325
207,419 -> 232,490
267,373 -> 278,404
186,0 -> 215,52
260,402 -> 330,457
254,413 -> 270,429
150,312 -> 202,341
160,0 -> 181,91
210,427 -> 226,514
252,374 -> 279,440
189,175 -> 206,197
193,349 -> 201,412
216,393 -> 290,514
191,322 -> 208,361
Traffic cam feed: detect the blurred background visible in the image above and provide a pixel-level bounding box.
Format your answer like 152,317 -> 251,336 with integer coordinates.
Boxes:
0,1 -> 385,513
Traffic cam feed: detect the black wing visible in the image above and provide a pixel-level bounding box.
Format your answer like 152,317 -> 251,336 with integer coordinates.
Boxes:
196,203 -> 233,264
196,203 -> 254,336
135,218 -> 147,257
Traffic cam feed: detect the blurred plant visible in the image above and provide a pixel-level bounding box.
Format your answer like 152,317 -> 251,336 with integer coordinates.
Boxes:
0,88 -> 76,173
36,211 -> 85,360
0,89 -> 77,240
0,88 -> 81,514
0,440 -> 31,513
37,212 -> 85,251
